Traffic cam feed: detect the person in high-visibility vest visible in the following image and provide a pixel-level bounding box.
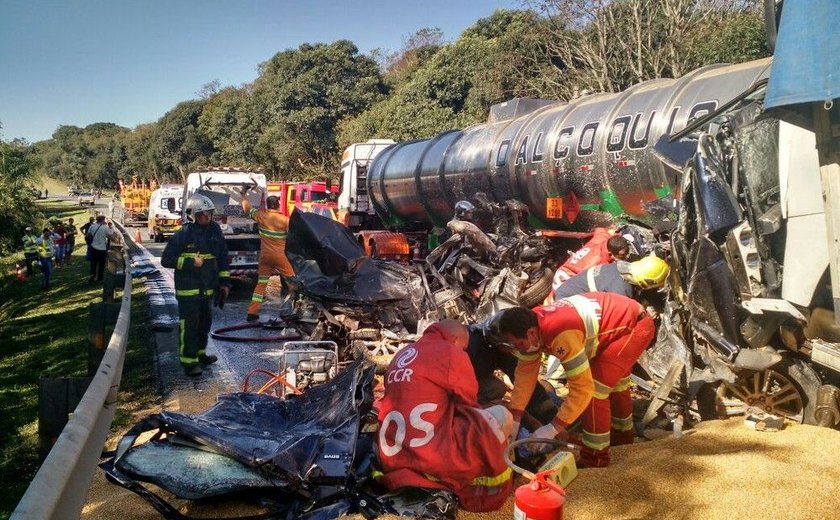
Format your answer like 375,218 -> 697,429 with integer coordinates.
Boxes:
161,194 -> 231,376
34,227 -> 58,290
241,195 -> 294,322
488,292 -> 655,468
22,227 -> 39,277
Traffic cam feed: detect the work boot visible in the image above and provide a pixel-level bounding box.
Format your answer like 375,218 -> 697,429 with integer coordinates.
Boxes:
610,429 -> 636,446
184,365 -> 203,377
199,354 -> 218,366
246,313 -> 260,322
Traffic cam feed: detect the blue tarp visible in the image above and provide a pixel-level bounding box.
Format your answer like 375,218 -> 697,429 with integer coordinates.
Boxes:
765,0 -> 840,110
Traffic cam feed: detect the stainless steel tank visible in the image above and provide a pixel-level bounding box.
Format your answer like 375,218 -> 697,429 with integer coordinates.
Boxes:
368,58 -> 772,230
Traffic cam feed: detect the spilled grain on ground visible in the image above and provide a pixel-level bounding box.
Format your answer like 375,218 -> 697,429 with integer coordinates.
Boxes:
83,419 -> 840,519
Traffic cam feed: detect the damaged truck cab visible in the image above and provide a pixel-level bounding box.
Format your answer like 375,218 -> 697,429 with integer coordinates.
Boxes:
646,82 -> 840,427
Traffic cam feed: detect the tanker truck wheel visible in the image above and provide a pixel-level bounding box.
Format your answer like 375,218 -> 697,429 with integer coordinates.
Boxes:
518,268 -> 554,308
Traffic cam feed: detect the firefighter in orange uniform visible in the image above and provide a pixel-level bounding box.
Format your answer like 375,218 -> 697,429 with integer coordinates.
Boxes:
489,292 -> 655,467
242,195 -> 294,322
376,320 -> 513,512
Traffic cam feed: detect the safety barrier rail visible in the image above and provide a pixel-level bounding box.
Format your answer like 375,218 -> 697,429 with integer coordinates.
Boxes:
11,245 -> 133,519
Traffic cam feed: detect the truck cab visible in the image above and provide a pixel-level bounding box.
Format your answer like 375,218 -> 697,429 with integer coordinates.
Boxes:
148,184 -> 183,242
266,180 -> 339,217
337,139 -> 395,229
182,169 -> 267,276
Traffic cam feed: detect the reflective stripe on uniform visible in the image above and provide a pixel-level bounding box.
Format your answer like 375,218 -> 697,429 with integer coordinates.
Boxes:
176,288 -> 214,297
564,294 -> 602,357
582,429 -> 611,450
247,208 -> 258,219
614,376 -> 633,392
563,350 -> 590,377
259,229 -> 287,239
593,379 -> 612,399
257,275 -> 270,283
511,350 -> 541,362
586,267 -> 598,292
251,293 -> 264,303
611,414 -> 634,432
24,237 -> 38,253
422,469 -> 512,488
471,467 -> 513,487
218,270 -> 230,278
179,318 -> 197,366
178,252 -> 217,270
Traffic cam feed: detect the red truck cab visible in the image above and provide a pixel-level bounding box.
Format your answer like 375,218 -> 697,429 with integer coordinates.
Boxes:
266,181 -> 338,217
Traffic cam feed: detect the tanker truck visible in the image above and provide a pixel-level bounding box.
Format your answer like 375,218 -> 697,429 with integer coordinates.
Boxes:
337,55 -> 840,427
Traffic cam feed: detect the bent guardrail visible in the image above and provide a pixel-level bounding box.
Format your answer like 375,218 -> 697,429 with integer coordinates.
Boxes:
11,245 -> 133,520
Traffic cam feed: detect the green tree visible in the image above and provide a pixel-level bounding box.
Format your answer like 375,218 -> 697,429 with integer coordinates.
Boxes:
0,141 -> 41,254
249,40 -> 386,178
198,86 -> 262,167
339,9 -> 545,145
152,100 -> 213,180
527,0 -> 769,98
120,123 -> 164,183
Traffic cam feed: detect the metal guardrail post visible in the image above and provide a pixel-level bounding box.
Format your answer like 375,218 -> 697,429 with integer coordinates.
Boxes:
11,246 -> 133,520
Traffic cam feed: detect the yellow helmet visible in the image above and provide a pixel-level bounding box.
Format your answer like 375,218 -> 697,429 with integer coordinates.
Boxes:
627,255 -> 670,289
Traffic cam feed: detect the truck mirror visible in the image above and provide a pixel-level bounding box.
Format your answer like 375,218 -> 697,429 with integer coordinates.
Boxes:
167,198 -> 176,212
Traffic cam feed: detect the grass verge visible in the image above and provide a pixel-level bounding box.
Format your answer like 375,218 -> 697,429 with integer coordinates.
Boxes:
0,200 -> 157,517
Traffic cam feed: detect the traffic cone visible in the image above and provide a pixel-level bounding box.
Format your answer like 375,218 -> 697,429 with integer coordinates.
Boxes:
134,230 -> 143,243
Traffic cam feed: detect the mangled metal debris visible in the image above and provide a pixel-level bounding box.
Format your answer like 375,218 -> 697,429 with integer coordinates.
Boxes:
103,359 -> 459,519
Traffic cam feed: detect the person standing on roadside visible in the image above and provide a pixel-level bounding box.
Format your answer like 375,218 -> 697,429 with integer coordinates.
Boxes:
64,217 -> 78,265
80,216 -> 95,262
107,220 -> 123,248
161,194 -> 231,376
22,227 -> 39,277
53,221 -> 66,268
86,215 -> 109,283
34,227 -> 58,290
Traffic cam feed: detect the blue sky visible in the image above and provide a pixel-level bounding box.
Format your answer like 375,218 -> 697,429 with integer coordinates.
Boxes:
0,0 -> 522,143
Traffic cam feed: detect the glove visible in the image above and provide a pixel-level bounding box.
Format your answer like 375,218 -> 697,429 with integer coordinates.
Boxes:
214,285 -> 230,309
528,423 -> 559,454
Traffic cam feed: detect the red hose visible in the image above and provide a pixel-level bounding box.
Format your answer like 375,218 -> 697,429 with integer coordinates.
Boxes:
242,368 -> 302,396
210,321 -> 302,342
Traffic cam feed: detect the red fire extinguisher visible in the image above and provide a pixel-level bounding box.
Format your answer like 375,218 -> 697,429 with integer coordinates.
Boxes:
505,438 -> 570,520
15,263 -> 26,283
514,470 -> 566,519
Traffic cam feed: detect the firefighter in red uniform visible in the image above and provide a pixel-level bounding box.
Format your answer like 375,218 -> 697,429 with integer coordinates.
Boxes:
490,292 -> 655,467
242,195 -> 294,322
551,228 -> 630,297
376,319 -> 513,512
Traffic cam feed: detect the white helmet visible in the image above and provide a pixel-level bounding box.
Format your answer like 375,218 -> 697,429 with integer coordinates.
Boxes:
454,200 -> 476,221
186,194 -> 215,221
